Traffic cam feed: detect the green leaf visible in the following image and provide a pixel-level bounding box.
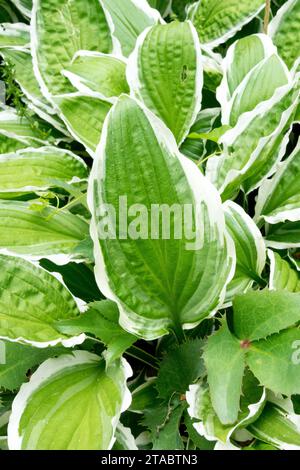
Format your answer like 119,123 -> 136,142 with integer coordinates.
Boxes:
0,200 -> 90,261
0,146 -> 87,193
247,328 -> 300,395
268,250 -> 300,292
184,412 -> 215,450
189,125 -> 231,143
186,370 -> 265,445
228,54 -> 289,127
188,0 -> 265,47
180,107 -> 220,162
255,138 -> 300,224
207,73 -> 299,200
152,403 -> 185,450
156,339 -> 205,400
203,322 -> 246,425
233,290 -> 300,341
11,0 -> 32,18
0,340 -> 65,390
101,0 -> 161,57
0,47 -> 67,134
270,0 -> 300,69
0,23 -> 30,47
62,52 -> 129,101
53,94 -> 111,155
113,423 -> 138,450
130,378 -> 158,413
56,300 -> 136,365
224,201 -> 266,300
128,21 -> 203,145
248,401 -> 300,450
88,95 -> 235,340
31,0 -> 112,98
39,259 -> 103,303
266,220 -> 300,249
7,352 -> 132,449
0,255 -> 85,347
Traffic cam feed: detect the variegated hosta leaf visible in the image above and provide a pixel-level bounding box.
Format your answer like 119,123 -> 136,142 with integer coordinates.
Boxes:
289,249 -> 300,271
8,352 -> 132,449
11,0 -> 32,18
248,400 -> 300,450
31,0 -> 112,99
114,423 -> 138,451
187,0 -> 265,48
217,34 -> 279,124
265,221 -> 300,249
186,370 -> 266,446
0,146 -> 88,193
0,108 -> 59,147
0,23 -> 29,47
128,21 -> 203,145
255,138 -> 300,224
0,47 -> 67,134
227,54 -> 289,127
101,0 -> 162,57
270,0 -> 300,69
88,95 -> 235,340
268,250 -> 300,292
233,290 -> 300,341
246,328 -> 300,396
180,107 -> 220,162
203,322 -> 246,425
206,74 -> 299,200
62,52 -> 129,102
0,255 -> 85,347
53,94 -> 111,155
0,200 -> 90,262
223,201 -> 266,301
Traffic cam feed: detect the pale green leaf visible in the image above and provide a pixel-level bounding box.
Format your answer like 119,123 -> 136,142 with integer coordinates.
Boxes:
255,138 -> 300,224
62,52 -> 129,101
53,93 -> 111,155
113,423 -> 138,450
268,250 -> 300,292
0,340 -> 65,391
0,200 -> 90,261
270,0 -> 300,69
31,0 -> 112,98
7,352 -> 132,449
101,0 -> 161,57
204,322 -> 246,425
0,255 -> 85,347
0,23 -> 29,47
88,95 -> 235,340
56,300 -> 136,365
247,328 -> 300,395
188,0 -> 264,47
224,201 -> 266,300
248,401 -> 300,450
233,290 -> 300,341
128,21 -> 203,144
0,146 -> 87,193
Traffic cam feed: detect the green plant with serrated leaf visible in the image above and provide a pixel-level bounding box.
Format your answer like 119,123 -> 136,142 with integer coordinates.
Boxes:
0,0 -> 299,452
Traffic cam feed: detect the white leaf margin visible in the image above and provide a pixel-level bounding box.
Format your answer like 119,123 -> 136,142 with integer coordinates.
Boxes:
126,20 -> 203,146
255,137 -> 300,224
7,351 -> 133,449
88,94 -> 236,340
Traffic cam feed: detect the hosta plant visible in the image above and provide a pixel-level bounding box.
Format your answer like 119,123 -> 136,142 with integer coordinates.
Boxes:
0,0 -> 299,451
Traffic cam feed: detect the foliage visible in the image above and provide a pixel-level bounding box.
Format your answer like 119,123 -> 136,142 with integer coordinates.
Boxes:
0,0 -> 299,451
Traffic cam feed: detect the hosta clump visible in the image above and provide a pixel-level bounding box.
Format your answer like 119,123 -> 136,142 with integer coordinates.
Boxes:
0,0 -> 299,451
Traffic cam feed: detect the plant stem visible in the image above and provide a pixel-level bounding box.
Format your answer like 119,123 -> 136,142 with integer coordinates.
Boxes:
126,345 -> 159,370
263,0 -> 271,34
172,322 -> 186,345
